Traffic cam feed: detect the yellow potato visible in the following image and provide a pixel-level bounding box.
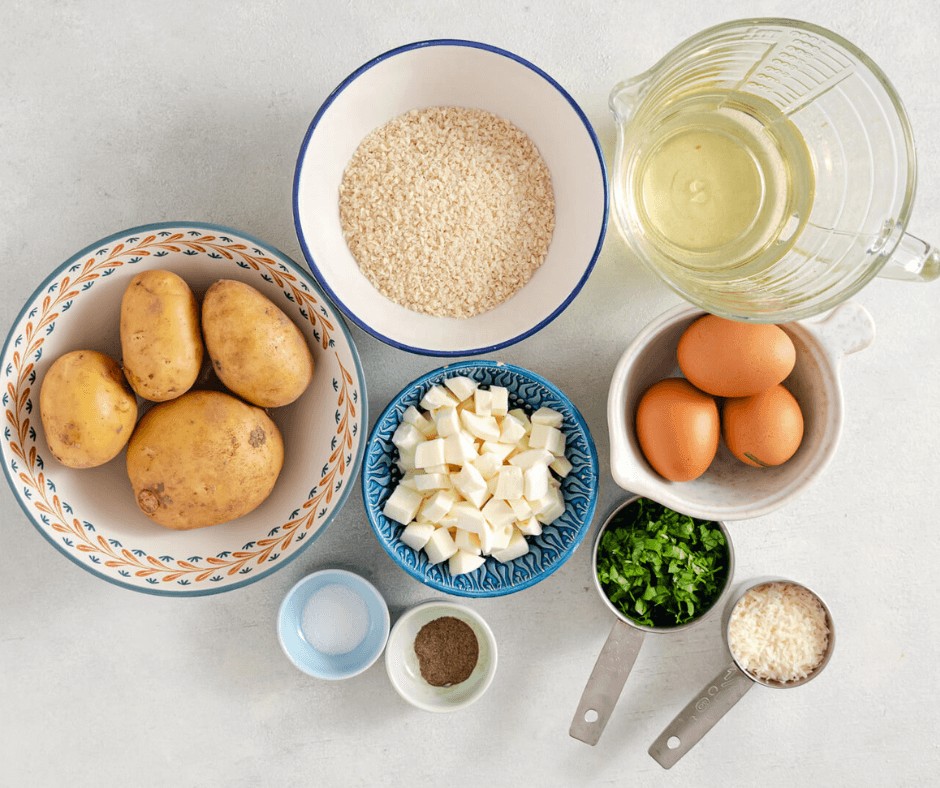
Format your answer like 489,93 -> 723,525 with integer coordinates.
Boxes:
120,269 -> 203,402
126,390 -> 284,529
201,279 -> 314,407
40,350 -> 138,468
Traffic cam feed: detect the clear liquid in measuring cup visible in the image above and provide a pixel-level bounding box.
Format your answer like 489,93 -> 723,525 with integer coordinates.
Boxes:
630,91 -> 815,274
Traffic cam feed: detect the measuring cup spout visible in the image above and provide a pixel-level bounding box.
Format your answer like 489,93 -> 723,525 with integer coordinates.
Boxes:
879,230 -> 940,282
609,73 -> 653,123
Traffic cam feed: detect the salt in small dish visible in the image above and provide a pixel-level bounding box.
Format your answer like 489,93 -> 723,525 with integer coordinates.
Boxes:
278,568 -> 390,680
385,600 -> 498,712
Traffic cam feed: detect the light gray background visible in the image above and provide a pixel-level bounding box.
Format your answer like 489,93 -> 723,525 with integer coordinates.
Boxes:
2,1 -> 938,786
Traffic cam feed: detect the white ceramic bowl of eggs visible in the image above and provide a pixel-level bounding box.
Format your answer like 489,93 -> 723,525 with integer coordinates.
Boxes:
607,302 -> 876,521
292,39 -> 608,356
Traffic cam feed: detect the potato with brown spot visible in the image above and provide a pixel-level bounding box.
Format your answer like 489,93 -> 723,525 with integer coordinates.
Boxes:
120,269 -> 203,402
39,350 -> 138,468
125,390 -> 284,529
201,279 -> 314,408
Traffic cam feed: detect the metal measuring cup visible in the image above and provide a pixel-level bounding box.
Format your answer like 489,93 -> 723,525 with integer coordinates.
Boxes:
569,496 -> 735,745
648,577 -> 836,768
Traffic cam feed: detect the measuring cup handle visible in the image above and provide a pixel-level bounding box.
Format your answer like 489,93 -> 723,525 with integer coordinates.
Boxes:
879,231 -> 940,282
569,620 -> 645,745
648,661 -> 753,769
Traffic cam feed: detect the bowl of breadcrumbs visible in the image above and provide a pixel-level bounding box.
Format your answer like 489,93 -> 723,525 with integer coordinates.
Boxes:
293,39 -> 608,356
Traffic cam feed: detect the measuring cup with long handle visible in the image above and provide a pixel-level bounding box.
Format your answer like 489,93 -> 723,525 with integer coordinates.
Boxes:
569,496 -> 735,745
649,578 -> 836,768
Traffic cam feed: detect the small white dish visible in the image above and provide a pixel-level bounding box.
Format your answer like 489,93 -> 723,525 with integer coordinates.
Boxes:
385,600 -> 498,712
607,302 -> 876,520
278,568 -> 390,680
293,39 -> 608,356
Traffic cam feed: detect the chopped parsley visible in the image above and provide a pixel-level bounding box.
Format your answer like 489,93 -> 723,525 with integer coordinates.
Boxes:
595,498 -> 729,628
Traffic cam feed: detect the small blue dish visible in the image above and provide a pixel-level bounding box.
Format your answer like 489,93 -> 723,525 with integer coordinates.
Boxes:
362,360 -> 600,597
277,569 -> 390,680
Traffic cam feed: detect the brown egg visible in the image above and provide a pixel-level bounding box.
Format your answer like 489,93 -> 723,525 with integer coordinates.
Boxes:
677,315 -> 796,397
722,385 -> 804,467
636,378 -> 719,482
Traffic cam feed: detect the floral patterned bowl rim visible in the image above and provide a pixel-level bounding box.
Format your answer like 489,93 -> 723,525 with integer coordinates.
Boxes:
1,221 -> 367,596
362,360 -> 599,597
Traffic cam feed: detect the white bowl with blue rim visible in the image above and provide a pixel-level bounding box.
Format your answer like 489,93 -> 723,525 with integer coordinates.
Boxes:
293,39 -> 608,357
362,360 -> 599,596
278,568 -> 390,680
0,222 -> 367,596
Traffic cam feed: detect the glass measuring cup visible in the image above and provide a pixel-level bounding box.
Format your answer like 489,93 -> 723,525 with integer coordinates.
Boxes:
610,18 -> 939,322
648,578 -> 835,768
569,496 -> 735,745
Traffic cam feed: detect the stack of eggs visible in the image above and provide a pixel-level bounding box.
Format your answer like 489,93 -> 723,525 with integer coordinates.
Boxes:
636,315 -> 804,481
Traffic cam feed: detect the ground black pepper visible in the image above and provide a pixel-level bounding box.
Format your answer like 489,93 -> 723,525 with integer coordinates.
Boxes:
413,616 -> 479,687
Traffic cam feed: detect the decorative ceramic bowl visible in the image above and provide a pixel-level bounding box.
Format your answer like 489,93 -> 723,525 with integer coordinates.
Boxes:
385,600 -> 497,712
362,360 -> 599,597
607,302 -> 876,521
1,222 -> 366,595
293,39 -> 608,356
278,568 -> 390,680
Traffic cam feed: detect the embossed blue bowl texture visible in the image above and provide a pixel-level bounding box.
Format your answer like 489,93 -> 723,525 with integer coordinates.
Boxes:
362,361 -> 599,597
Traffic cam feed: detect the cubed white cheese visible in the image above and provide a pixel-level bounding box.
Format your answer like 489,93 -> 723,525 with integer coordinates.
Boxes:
452,463 -> 487,501
400,522 -> 436,551
419,490 -> 457,524
498,414 -> 528,445
516,516 -> 543,536
472,452 -> 503,481
493,528 -> 530,563
449,549 -> 486,576
494,466 -> 524,500
473,388 -> 493,417
489,386 -> 509,416
382,484 -> 424,525
414,438 -> 446,469
424,528 -> 458,564
392,422 -> 423,452
482,498 -> 516,530
399,472 -> 419,491
524,463 -> 550,501
531,407 -> 563,428
460,410 -> 501,442
403,405 -> 436,436
420,385 -> 459,412
425,464 -> 451,475
535,485 -> 566,524
454,529 -> 482,555
509,448 -> 554,469
481,441 -> 515,463
529,423 -> 565,457
444,431 -> 479,465
443,375 -> 478,402
485,521 -> 514,553
550,455 -> 573,478
434,406 -> 461,438
508,408 -> 531,432
508,497 -> 533,521
450,502 -> 488,535
414,473 -> 451,492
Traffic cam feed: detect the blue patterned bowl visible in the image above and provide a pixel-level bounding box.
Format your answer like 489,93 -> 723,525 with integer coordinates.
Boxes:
362,361 -> 599,597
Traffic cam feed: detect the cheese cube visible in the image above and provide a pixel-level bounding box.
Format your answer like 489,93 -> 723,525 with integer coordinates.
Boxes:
494,466 -> 524,500
403,406 -> 435,436
524,463 -> 550,501
444,431 -> 478,465
414,438 -> 446,469
508,408 -> 531,432
425,464 -> 451,475
509,448 -> 553,469
444,375 -> 478,402
420,385 -> 459,412
435,406 -> 461,438
460,410 -> 501,442
397,447 -> 417,472
498,414 -> 527,445
392,422 -> 423,452
508,497 -> 533,521
481,441 -> 515,463
531,407 -> 563,428
400,522 -> 436,551
455,529 -> 482,555
482,498 -> 516,530
479,521 -> 514,555
449,549 -> 486,576
382,484 -> 424,525
452,463 -> 487,502
399,472 -> 419,491
413,473 -> 451,492
450,502 -> 488,535
473,388 -> 493,417
535,486 -> 566,524
550,455 -> 573,478
419,490 -> 457,524
424,528 -> 458,564
489,386 -> 509,416
493,528 -> 530,563
529,423 -> 565,457
516,516 -> 543,536
472,452 -> 503,481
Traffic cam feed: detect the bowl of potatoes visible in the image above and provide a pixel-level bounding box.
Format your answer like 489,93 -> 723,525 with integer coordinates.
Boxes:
1,222 -> 366,595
